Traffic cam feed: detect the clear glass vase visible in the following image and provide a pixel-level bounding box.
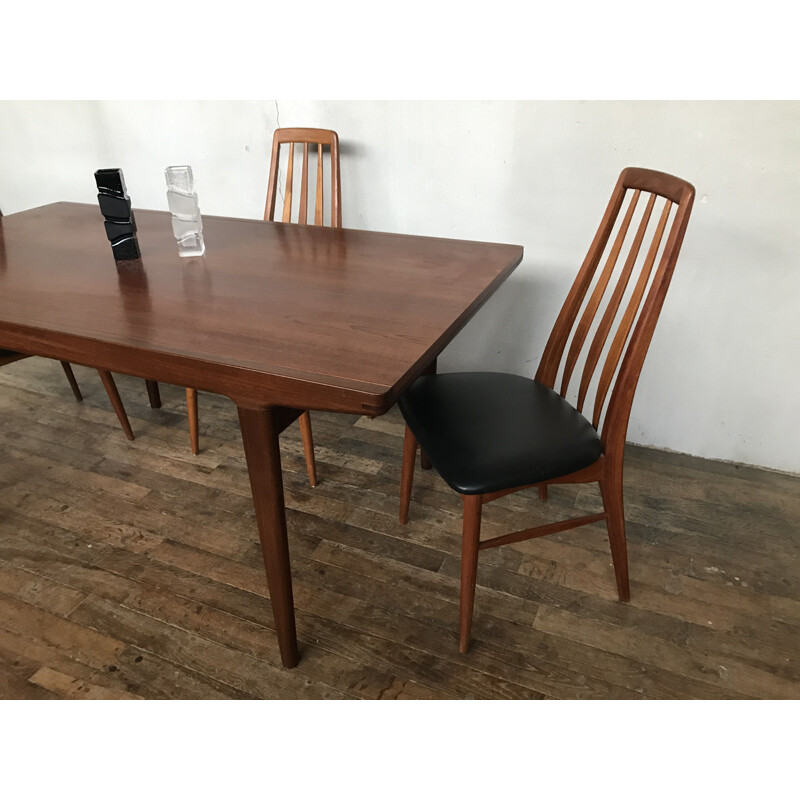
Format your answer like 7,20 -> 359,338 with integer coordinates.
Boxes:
165,165 -> 205,257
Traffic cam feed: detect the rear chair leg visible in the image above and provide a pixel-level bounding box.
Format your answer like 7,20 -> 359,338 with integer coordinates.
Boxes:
186,388 -> 199,455
299,411 -> 317,487
599,474 -> 630,602
420,358 -> 436,471
60,362 -> 83,402
399,425 -> 417,524
145,380 -> 162,408
97,370 -> 134,441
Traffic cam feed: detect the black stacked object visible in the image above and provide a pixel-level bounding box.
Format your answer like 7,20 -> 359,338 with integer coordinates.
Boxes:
95,168 -> 140,260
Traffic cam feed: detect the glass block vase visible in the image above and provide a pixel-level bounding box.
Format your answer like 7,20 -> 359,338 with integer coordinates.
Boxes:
165,165 -> 205,257
95,167 -> 140,260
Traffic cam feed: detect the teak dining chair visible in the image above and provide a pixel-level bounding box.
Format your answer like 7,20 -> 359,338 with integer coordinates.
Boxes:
0,209 -> 134,440
181,128 -> 341,486
397,167 -> 695,653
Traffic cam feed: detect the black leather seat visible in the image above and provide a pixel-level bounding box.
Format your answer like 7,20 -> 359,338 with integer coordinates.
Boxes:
398,372 -> 602,496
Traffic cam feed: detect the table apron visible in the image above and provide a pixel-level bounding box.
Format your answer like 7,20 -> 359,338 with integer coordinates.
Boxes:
0,321 -> 390,416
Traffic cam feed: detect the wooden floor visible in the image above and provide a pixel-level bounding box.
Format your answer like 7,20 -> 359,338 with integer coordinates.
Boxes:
0,358 -> 798,700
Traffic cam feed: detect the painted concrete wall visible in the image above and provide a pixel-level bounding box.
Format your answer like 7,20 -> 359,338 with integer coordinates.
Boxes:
1,100 -> 798,473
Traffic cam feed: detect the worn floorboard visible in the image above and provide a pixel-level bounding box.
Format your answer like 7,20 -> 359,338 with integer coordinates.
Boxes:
0,358 -> 797,699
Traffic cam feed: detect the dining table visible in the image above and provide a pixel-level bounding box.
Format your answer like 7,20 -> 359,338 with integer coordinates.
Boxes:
0,202 -> 523,667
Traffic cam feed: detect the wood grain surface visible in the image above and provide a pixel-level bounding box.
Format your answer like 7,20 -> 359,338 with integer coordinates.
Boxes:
0,360 -> 797,699
0,203 -> 522,414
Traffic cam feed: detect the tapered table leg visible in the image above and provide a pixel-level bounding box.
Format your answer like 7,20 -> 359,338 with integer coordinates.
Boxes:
237,404 -> 299,668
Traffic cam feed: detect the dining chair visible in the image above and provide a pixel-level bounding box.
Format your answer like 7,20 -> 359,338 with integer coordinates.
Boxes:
0,208 -> 134,440
397,167 -> 695,653
179,128 -> 341,487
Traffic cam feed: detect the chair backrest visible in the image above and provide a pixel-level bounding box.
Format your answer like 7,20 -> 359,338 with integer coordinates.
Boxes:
264,127 -> 342,228
535,167 -> 695,461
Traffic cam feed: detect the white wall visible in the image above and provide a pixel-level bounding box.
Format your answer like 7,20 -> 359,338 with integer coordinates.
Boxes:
1,100 -> 798,473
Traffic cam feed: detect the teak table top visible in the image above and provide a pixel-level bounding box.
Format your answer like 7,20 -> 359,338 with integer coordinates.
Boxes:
0,203 -> 523,414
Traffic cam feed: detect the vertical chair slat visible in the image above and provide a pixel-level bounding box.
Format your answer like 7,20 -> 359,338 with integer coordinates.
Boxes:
330,137 -> 341,227
282,143 -> 294,223
299,143 -> 309,224
577,192 -> 657,412
560,190 -> 641,398
315,143 -> 324,225
263,136 -> 280,222
593,198 -> 673,429
535,180 -> 629,389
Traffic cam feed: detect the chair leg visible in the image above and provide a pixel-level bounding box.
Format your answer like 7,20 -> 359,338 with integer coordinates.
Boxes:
459,493 -> 483,654
145,380 -> 162,409
97,370 -> 134,441
186,388 -> 199,455
538,484 -> 548,502
419,358 -> 436,470
299,411 -> 317,487
60,361 -> 83,402
399,425 -> 417,524
599,473 -> 630,602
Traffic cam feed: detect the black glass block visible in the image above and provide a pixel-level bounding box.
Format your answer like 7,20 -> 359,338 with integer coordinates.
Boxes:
111,236 -> 141,261
95,167 -> 139,260
97,193 -> 132,219
95,168 -> 127,195
104,219 -> 136,240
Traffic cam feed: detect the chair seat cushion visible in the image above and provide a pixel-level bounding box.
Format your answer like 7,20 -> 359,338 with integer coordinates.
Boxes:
398,372 -> 602,495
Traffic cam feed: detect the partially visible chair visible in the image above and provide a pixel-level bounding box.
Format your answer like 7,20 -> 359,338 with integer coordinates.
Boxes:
0,208 -> 134,439
179,128 -> 341,486
397,167 -> 695,653
0,349 -> 134,439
